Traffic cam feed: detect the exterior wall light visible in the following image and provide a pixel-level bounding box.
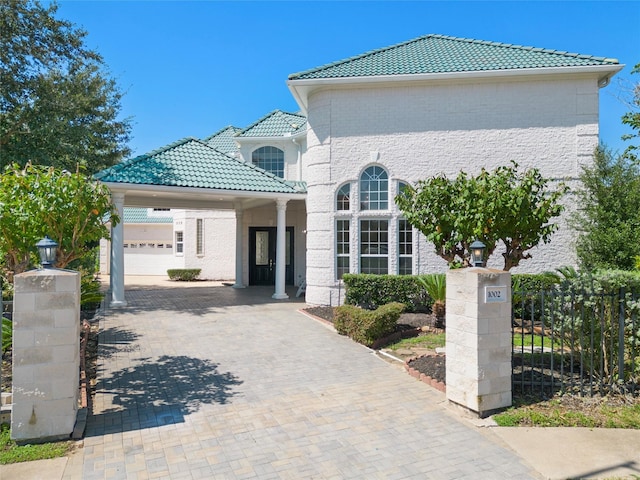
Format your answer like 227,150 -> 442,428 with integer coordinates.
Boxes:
36,236 -> 58,269
470,240 -> 486,267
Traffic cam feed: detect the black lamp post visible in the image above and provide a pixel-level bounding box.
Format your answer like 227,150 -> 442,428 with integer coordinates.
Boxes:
470,240 -> 486,267
36,236 -> 58,269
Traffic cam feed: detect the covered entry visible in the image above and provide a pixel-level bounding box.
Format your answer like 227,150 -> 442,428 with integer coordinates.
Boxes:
94,138 -> 306,306
249,227 -> 294,286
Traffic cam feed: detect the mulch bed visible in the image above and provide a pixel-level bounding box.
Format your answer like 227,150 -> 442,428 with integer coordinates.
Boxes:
302,306 -> 446,387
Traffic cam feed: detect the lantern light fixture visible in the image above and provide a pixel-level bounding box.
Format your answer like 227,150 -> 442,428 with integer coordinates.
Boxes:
470,240 -> 486,268
36,236 -> 58,269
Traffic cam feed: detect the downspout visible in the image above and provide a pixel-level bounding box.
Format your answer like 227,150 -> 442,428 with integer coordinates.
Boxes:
293,137 -> 302,182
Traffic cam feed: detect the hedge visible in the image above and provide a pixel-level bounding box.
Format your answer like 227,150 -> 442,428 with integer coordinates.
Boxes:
167,269 -> 202,281
342,274 -> 428,312
334,302 -> 406,347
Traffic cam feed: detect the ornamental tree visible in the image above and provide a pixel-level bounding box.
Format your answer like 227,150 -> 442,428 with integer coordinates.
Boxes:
0,0 -> 131,173
395,162 -> 567,270
0,163 -> 119,280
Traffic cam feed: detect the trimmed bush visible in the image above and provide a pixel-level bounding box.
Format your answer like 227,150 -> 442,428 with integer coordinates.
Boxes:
334,302 -> 405,347
343,274 -> 428,312
167,269 -> 202,281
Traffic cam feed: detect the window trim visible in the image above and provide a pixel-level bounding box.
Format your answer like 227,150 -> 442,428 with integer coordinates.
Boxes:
398,218 -> 413,275
336,183 -> 351,211
359,165 -> 389,211
336,218 -> 350,280
359,218 -> 389,275
175,231 -> 184,256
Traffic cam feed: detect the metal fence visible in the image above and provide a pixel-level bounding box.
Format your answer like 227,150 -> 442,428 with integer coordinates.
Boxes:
512,286 -> 639,397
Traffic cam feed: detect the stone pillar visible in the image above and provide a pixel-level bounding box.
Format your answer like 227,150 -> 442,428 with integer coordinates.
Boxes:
110,191 -> 127,307
272,199 -> 289,299
233,208 -> 245,288
11,269 -> 81,442
445,268 -> 512,417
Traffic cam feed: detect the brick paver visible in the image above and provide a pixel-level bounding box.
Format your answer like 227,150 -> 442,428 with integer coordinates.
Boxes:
63,285 -> 540,479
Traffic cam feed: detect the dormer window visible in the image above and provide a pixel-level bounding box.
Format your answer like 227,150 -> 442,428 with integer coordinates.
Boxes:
252,146 -> 284,178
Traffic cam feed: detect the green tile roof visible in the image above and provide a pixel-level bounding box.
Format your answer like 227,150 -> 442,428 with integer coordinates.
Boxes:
94,138 -> 306,194
123,208 -> 173,224
237,110 -> 306,137
202,125 -> 242,154
289,34 -> 620,80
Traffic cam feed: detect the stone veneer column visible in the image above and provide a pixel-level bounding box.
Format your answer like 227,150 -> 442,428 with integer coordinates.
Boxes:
445,268 -> 512,417
11,269 -> 81,442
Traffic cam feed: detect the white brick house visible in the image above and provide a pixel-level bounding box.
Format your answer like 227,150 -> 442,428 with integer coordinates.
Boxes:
96,34 -> 622,306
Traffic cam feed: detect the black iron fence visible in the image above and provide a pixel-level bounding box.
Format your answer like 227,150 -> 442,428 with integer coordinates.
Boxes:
512,286 -> 639,397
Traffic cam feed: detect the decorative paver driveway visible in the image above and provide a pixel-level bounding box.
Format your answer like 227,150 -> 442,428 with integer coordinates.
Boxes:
63,284 -> 540,479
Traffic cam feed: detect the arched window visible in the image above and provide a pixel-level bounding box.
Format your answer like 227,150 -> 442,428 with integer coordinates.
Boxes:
336,183 -> 350,211
252,146 -> 284,178
398,181 -> 409,195
360,166 -> 388,210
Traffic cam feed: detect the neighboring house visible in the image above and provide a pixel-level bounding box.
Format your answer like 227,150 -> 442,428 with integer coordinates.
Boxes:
96,34 -> 623,307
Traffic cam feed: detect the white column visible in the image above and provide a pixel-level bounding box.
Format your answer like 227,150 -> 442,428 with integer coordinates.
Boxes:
272,198 -> 288,299
233,207 -> 245,288
110,192 -> 127,308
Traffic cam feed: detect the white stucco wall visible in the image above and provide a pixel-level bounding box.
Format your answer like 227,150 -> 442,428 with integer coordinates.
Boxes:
304,75 -> 601,305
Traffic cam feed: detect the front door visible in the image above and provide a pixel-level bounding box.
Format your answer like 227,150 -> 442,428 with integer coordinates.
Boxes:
249,227 -> 294,286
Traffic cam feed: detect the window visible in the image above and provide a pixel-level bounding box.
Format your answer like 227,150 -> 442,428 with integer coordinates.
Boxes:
336,219 -> 350,279
398,219 -> 412,275
360,219 -> 388,274
175,231 -> 184,255
252,146 -> 284,178
196,219 -> 204,255
336,183 -> 350,211
360,166 -> 388,210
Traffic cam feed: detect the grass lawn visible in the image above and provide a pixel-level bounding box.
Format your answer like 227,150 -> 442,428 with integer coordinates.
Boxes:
0,424 -> 74,465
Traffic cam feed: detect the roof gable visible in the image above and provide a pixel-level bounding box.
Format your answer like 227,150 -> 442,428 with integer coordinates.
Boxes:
203,126 -> 242,154
94,138 -> 306,194
289,34 -> 620,80
237,110 -> 306,138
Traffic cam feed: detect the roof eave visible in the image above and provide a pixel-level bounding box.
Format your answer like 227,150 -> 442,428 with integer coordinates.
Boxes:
102,181 -> 307,200
288,63 -> 624,112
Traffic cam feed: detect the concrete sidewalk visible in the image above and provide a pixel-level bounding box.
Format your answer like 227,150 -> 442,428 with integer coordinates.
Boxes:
3,281 -> 639,479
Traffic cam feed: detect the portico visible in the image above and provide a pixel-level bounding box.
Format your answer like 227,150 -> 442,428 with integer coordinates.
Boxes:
95,137 -> 307,307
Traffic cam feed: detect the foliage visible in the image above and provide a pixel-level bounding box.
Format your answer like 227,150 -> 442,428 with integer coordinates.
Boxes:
334,302 -> 405,347
636,256 -> 640,271
342,274 -> 428,312
80,272 -> 103,311
417,274 -> 446,323
512,271 -> 562,321
0,0 -> 131,174
621,62 -> 640,159
0,163 -> 118,280
571,146 -> 640,271
167,269 -> 202,281
395,161 -> 567,270
546,271 -> 640,386
1,316 -> 11,354
0,424 -> 73,464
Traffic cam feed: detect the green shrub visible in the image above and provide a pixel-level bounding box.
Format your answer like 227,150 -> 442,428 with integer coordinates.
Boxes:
167,269 -> 202,281
342,274 -> 428,312
334,302 -> 405,347
80,272 -> 103,312
512,272 -> 562,321
1,316 -> 11,354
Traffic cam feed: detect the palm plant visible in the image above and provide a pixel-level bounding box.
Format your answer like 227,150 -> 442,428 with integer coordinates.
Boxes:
417,274 -> 446,328
1,316 -> 11,354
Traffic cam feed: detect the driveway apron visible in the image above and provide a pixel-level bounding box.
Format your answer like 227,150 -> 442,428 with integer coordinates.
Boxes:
63,285 -> 540,479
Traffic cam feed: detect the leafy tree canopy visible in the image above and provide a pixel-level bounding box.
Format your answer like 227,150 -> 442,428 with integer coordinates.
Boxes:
0,0 -> 131,174
395,162 -> 567,270
621,62 -> 640,160
0,163 -> 119,280
572,146 -> 640,271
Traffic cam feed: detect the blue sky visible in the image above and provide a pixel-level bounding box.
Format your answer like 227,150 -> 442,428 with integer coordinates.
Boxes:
56,1 -> 639,158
